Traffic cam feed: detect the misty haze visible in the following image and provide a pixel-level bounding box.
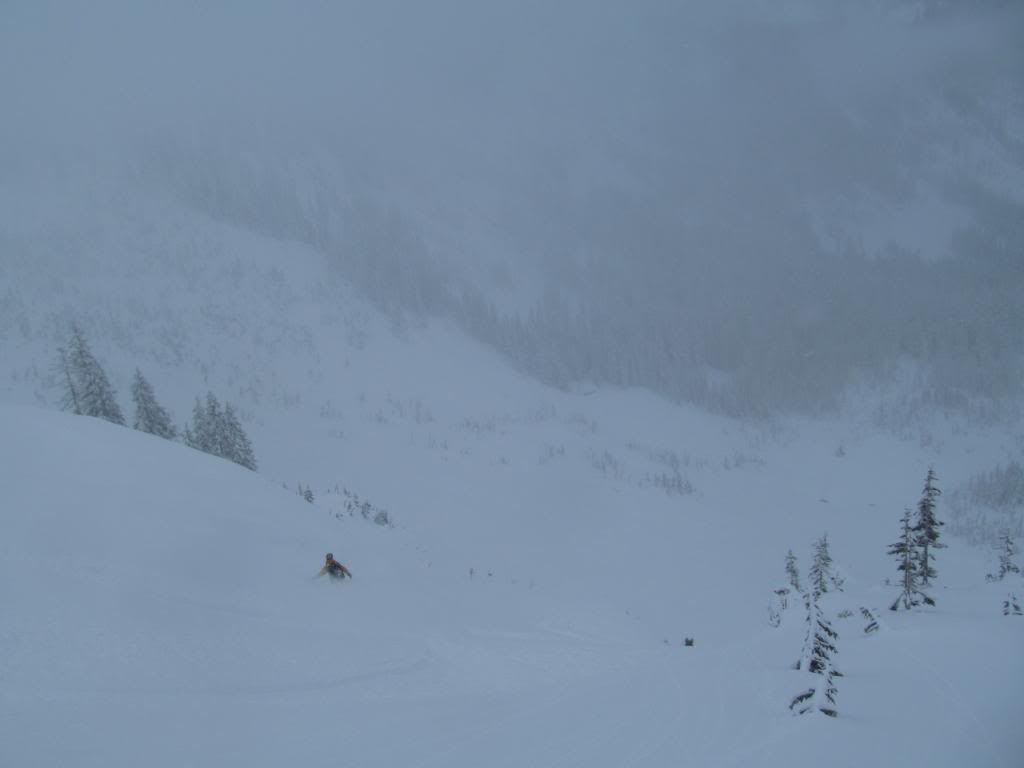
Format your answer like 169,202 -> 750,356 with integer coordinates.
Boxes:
1,1 -> 1022,766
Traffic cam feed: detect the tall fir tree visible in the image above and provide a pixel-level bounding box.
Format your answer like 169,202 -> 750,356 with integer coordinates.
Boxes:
57,326 -> 126,426
131,369 -> 177,440
912,467 -> 944,587
785,549 -> 802,594
185,396 -> 214,453
204,392 -> 226,457
222,402 -> 257,471
808,534 -> 839,598
889,507 -> 934,611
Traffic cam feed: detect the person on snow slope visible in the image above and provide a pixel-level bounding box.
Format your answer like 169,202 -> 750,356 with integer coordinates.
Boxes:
317,552 -> 353,580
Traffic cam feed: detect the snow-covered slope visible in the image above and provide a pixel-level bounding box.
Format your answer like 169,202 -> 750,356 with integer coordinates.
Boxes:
2,185 -> 1023,765
2,3 -> 1022,762
1,388 -> 1021,768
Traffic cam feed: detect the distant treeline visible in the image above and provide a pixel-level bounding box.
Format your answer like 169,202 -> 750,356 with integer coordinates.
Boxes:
146,148 -> 1024,420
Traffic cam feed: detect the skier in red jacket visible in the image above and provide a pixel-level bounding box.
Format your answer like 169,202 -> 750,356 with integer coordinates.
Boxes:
317,552 -> 352,580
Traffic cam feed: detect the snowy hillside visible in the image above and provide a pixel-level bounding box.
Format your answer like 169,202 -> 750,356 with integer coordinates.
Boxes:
2,2 -> 1023,763
2,386 -> 1022,767
1,183 -> 1023,767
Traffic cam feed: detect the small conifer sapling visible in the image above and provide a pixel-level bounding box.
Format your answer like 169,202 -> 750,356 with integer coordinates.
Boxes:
808,534 -> 841,597
785,550 -> 802,594
991,530 -> 1020,582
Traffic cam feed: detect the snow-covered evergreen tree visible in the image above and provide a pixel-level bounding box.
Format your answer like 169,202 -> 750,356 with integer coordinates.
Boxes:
1004,593 -> 1022,616
185,396 -> 214,453
57,326 -> 126,426
222,402 -> 257,471
785,549 -> 802,594
889,507 -> 934,611
131,369 -> 177,440
183,392 -> 257,471
795,590 -> 840,676
791,590 -> 839,717
991,530 -> 1020,581
807,534 -> 840,598
204,393 -> 227,457
913,467 -> 944,586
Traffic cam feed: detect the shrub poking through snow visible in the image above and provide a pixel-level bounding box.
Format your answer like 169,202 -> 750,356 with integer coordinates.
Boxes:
340,488 -> 392,527
861,607 -> 880,635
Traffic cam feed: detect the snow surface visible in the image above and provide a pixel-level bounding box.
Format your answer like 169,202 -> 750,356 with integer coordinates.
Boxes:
1,397 -> 1021,767
1,193 -> 1022,765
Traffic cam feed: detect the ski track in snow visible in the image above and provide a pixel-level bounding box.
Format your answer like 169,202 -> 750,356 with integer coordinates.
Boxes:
615,648 -> 695,767
397,635 -> 735,768
402,670 -> 586,768
50,655 -> 434,700
891,640 -> 1009,768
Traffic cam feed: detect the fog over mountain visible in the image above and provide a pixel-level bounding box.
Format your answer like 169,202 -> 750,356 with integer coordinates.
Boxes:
4,5 -> 1024,766
2,0 -> 1023,416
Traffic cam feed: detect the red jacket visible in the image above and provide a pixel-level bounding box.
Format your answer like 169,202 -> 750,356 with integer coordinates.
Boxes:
318,558 -> 352,579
